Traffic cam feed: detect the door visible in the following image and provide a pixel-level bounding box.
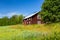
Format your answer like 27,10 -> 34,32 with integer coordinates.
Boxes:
37,21 -> 41,24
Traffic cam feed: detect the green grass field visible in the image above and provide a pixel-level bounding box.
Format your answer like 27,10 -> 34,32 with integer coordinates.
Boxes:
0,23 -> 60,40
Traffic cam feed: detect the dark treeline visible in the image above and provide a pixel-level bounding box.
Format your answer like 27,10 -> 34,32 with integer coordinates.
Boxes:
0,15 -> 24,26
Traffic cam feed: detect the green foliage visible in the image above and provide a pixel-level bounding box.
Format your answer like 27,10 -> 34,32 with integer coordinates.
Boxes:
0,15 -> 24,26
40,0 -> 60,23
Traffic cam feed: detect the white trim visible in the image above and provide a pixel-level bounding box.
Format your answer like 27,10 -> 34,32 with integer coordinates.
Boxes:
24,11 -> 39,19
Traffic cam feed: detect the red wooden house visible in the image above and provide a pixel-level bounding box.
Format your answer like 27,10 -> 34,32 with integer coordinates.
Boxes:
23,12 -> 43,25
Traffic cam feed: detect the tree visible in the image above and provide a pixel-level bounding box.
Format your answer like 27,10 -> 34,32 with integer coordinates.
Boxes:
19,15 -> 24,24
0,15 -> 24,26
0,16 -> 9,26
9,15 -> 18,25
40,0 -> 60,23
9,15 -> 24,25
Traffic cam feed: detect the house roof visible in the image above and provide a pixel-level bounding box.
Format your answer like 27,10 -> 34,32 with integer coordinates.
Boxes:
24,11 -> 39,19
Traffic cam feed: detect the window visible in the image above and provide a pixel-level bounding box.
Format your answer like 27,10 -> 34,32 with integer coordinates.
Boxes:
29,18 -> 30,20
27,19 -> 28,20
27,22 -> 28,24
30,18 -> 32,21
29,21 -> 31,24
37,15 -> 41,19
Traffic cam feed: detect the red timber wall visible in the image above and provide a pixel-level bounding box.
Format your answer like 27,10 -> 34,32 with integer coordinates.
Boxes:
31,14 -> 37,24
23,14 -> 43,25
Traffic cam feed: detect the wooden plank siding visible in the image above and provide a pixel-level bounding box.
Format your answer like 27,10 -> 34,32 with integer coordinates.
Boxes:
23,13 -> 43,25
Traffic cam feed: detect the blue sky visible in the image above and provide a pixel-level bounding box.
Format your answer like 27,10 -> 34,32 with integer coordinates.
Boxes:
0,0 -> 44,17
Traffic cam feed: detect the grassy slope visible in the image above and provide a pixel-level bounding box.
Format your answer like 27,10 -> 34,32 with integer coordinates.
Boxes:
0,23 -> 60,40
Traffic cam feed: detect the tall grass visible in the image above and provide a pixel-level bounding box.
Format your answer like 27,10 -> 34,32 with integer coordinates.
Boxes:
0,23 -> 60,40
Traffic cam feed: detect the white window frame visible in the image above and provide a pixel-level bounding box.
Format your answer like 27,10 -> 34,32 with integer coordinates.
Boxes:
29,21 -> 31,24
37,15 -> 40,19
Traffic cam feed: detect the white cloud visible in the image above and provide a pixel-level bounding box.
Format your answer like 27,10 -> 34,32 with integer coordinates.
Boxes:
7,12 -> 21,17
0,12 -> 22,18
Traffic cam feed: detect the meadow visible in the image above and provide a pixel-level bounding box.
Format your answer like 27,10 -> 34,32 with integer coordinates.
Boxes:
0,23 -> 60,40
